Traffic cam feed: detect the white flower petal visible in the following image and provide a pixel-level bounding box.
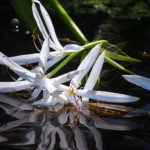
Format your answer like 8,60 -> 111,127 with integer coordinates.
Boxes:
11,68 -> 36,83
57,84 -> 69,93
122,75 -> 150,91
5,52 -> 64,65
45,54 -> 65,70
43,78 -> 58,94
9,53 -> 40,65
84,50 -> 105,90
78,89 -> 139,103
73,44 -> 101,86
0,81 -> 32,93
39,37 -> 49,69
34,0 -> 63,50
0,52 -> 23,70
31,87 -> 41,99
51,70 -> 81,85
32,2 -> 48,39
83,50 -> 105,101
64,44 -> 83,52
43,89 -> 50,100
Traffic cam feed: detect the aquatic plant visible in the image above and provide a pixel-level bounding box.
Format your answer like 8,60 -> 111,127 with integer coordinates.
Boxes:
0,0 -> 141,111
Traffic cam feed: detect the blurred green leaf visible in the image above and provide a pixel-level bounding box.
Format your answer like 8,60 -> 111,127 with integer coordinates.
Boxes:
105,50 -> 141,62
9,0 -> 37,32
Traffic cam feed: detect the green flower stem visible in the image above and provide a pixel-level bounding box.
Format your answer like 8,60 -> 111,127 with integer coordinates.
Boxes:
48,0 -> 88,44
9,0 -> 37,32
47,53 -> 78,78
47,40 -> 106,77
105,56 -> 135,75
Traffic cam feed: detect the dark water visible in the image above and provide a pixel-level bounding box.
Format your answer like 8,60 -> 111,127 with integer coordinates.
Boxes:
0,3 -> 150,150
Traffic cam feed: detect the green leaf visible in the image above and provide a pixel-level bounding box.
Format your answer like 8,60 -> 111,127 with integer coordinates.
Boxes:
105,56 -> 135,74
9,0 -> 37,32
48,0 -> 88,44
105,50 -> 141,62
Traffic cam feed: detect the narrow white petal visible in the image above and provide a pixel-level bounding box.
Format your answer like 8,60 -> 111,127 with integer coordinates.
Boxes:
11,68 -> 36,83
51,70 -> 81,85
64,44 -> 83,52
73,44 -> 101,86
84,50 -> 105,90
39,37 -> 49,69
32,2 -> 48,39
43,78 -> 58,94
57,84 -> 69,93
83,50 -> 105,101
45,54 -> 65,70
0,81 -> 31,93
43,89 -> 50,100
35,0 -> 63,50
122,75 -> 150,91
78,89 -> 139,103
0,51 -> 36,82
6,51 -> 65,65
9,53 -> 40,65
0,52 -> 22,69
31,88 -> 41,99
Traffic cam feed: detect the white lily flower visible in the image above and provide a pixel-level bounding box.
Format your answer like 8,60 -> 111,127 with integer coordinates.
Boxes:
33,44 -> 102,108
32,0 -> 83,54
122,74 -> 150,91
34,44 -> 139,109
0,38 -> 81,102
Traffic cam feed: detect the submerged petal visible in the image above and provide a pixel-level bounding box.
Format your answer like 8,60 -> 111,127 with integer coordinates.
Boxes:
78,89 -> 139,103
122,75 -> 150,91
64,44 -> 83,52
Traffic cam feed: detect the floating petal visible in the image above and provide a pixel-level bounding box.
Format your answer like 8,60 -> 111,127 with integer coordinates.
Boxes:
123,75 -> 150,91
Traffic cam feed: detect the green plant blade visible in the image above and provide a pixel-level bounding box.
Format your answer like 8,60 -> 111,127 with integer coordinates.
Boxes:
9,0 -> 37,32
105,50 -> 141,62
105,56 -> 135,74
48,0 -> 88,44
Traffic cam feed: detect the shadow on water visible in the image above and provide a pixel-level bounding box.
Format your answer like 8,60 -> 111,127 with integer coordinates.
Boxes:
1,3 -> 150,149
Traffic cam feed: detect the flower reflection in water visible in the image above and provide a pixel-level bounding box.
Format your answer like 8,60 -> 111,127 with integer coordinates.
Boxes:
0,94 -> 139,150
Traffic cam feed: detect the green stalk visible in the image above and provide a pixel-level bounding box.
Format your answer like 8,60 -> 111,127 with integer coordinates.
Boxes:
47,52 -> 78,78
48,0 -> 88,44
9,0 -> 37,32
47,40 -> 106,77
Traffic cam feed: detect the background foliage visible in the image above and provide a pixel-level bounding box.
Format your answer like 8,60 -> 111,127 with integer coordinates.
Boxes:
61,0 -> 150,20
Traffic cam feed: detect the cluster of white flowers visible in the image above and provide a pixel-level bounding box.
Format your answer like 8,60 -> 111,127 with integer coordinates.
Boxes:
0,0 -> 139,111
